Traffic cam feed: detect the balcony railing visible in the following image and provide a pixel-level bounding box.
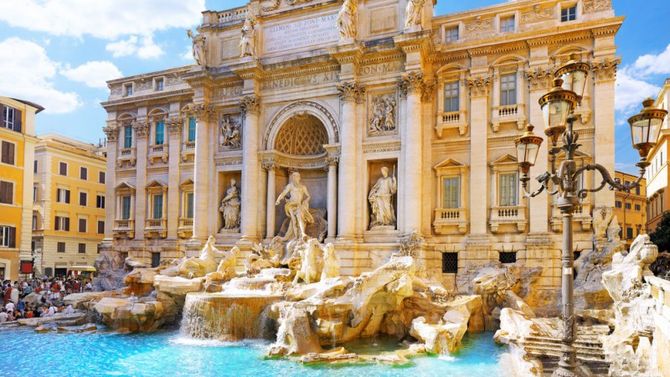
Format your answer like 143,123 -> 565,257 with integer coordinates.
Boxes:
436,110 -> 468,137
113,219 -> 135,238
433,208 -> 468,234
117,147 -> 136,168
489,205 -> 527,233
491,104 -> 526,132
145,218 -> 167,238
181,141 -> 195,162
148,144 -> 168,164
178,217 -> 194,238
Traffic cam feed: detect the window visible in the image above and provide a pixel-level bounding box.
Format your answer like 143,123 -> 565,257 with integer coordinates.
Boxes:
615,200 -> 622,208
99,171 -> 106,184
78,243 -> 86,254
499,172 -> 518,207
625,202 -> 632,210
500,15 -> 515,33
500,73 -> 517,106
59,162 -> 68,176
561,6 -> 577,22
442,252 -> 458,273
155,78 -> 164,91
32,215 -> 37,230
635,204 -> 641,211
499,251 -> 517,264
442,177 -> 461,208
186,192 -> 194,218
97,220 -> 105,234
57,242 -> 65,253
121,196 -> 132,220
80,167 -> 88,180
153,194 -> 163,219
33,186 -> 38,202
78,218 -> 87,233
445,26 -> 459,42
635,186 -> 640,195
151,252 -> 161,268
124,83 -> 133,96
1,141 -> 15,165
0,226 -> 16,248
34,160 -> 37,173
57,188 -> 71,203
626,227 -> 634,240
96,195 -> 105,209
123,126 -> 133,148
54,216 -> 70,231
79,192 -> 88,206
155,121 -> 165,145
1,105 -> 22,132
444,82 -> 460,113
0,181 -> 13,204
188,117 -> 196,142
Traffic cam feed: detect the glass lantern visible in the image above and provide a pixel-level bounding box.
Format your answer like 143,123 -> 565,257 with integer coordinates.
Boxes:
554,56 -> 590,101
628,98 -> 668,163
515,125 -> 544,175
538,78 -> 579,144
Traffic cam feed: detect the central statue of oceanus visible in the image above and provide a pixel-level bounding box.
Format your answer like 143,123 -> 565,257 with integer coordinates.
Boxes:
275,172 -> 314,241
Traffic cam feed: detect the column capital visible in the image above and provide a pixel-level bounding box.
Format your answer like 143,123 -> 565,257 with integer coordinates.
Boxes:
182,103 -> 216,121
132,120 -> 149,137
261,160 -> 276,171
241,95 -> 260,116
526,67 -> 553,92
399,71 -> 425,97
466,75 -> 492,97
421,80 -> 436,102
103,125 -> 118,142
337,81 -> 366,103
167,117 -> 183,135
325,155 -> 339,166
592,58 -> 620,83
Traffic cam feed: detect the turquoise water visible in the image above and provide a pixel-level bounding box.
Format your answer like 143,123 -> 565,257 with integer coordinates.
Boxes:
0,328 -> 505,377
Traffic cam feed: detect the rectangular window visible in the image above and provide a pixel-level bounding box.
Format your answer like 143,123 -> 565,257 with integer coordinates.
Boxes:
155,78 -> 164,91
561,6 -> 577,22
121,196 -> 132,220
635,186 -> 641,195
442,176 -> 461,208
79,192 -> 87,206
78,243 -> 86,254
626,227 -> 634,240
153,194 -> 163,219
151,252 -> 161,268
57,188 -> 71,203
78,218 -> 87,233
96,195 -> 105,209
615,200 -> 622,208
154,121 -> 165,145
188,117 -> 196,142
500,15 -> 515,33
124,126 -> 133,148
97,220 -> 105,234
55,216 -> 70,231
1,141 -> 15,165
445,26 -> 459,42
186,192 -> 194,218
80,167 -> 88,180
0,226 -> 16,248
499,252 -> 517,264
0,181 -> 13,204
99,171 -> 106,184
1,106 -> 21,132
625,202 -> 632,210
500,73 -> 517,106
124,83 -> 133,96
635,204 -> 641,211
33,186 -> 37,202
34,160 -> 37,173
57,242 -> 65,253
59,162 -> 68,176
499,172 -> 518,207
444,82 -> 460,113
442,252 -> 458,274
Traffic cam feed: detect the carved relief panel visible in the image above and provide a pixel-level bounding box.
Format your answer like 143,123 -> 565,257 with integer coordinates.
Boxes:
219,114 -> 242,151
367,91 -> 398,137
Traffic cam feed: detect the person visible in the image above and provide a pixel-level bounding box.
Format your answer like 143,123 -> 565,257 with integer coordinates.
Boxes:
84,281 -> 93,292
5,301 -> 15,313
63,304 -> 75,315
0,310 -> 7,323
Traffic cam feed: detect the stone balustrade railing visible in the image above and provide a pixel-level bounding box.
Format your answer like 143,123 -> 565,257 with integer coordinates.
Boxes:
433,208 -> 468,235
489,205 -> 527,233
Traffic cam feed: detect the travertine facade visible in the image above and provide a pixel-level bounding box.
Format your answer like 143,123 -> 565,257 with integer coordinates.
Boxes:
646,79 -> 670,232
101,0 -> 621,306
613,170 -> 646,249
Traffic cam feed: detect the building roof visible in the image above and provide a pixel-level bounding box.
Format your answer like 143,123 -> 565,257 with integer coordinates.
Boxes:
10,97 -> 45,113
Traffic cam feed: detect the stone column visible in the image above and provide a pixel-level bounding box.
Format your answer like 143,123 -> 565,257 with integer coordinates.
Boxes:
593,59 -> 618,208
400,72 -> 424,234
102,123 -> 117,239
166,118 -> 182,239
264,162 -> 276,239
326,157 -> 338,240
240,95 -> 261,243
132,120 -> 149,240
336,82 -> 364,239
191,105 -> 214,242
527,68 -> 552,233
467,76 -> 491,235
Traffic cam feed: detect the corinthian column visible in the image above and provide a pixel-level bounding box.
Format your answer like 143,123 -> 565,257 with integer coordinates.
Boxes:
592,59 -> 619,209
132,120 -> 149,240
166,118 -> 182,239
264,162 -> 276,240
190,104 -> 214,242
326,156 -> 338,240
240,95 -> 261,243
102,123 -> 117,240
466,75 -> 491,235
336,82 -> 364,239
400,72 -> 424,234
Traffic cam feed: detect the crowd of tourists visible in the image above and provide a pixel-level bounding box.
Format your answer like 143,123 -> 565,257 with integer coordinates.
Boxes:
0,277 -> 93,323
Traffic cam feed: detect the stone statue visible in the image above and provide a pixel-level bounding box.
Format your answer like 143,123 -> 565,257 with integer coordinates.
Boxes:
240,15 -> 256,58
220,116 -> 241,149
275,172 -> 314,241
177,235 -> 222,278
220,179 -> 241,231
369,166 -> 397,229
320,243 -> 339,281
405,0 -> 426,30
337,0 -> 357,41
368,95 -> 396,135
186,29 -> 206,66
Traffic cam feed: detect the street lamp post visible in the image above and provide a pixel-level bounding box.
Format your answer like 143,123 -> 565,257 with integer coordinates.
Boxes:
514,58 -> 667,377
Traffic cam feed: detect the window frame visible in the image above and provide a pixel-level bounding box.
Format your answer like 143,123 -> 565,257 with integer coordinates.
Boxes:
499,15 -> 516,33
561,5 -> 577,22
123,125 -> 133,149
99,171 -> 106,184
57,242 -> 66,253
79,191 -> 88,206
443,81 -> 460,113
1,140 -> 16,165
441,252 -> 458,274
498,172 -> 519,207
59,162 -> 68,176
97,220 -> 105,234
80,166 -> 88,180
500,73 -> 517,106
444,25 -> 459,43
0,180 -> 13,205
154,120 -> 165,146
187,117 -> 196,142
0,226 -> 16,248
78,243 -> 86,254
154,77 -> 165,92
78,217 -> 87,233
123,83 -> 134,97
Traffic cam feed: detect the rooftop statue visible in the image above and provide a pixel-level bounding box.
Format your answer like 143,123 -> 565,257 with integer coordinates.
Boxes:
337,0 -> 357,41
186,29 -> 206,67
405,0 -> 426,30
240,14 -> 257,58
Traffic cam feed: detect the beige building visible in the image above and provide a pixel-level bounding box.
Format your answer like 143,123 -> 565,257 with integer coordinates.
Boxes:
646,78 -> 670,232
32,135 -> 107,277
614,171 -> 646,249
102,0 -> 620,306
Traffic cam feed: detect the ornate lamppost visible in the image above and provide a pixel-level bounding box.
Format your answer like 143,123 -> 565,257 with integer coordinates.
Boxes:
514,58 -> 667,377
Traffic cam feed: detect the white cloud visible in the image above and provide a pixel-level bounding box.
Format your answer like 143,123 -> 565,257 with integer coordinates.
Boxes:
0,0 -> 205,40
61,61 -> 123,89
615,67 -> 661,115
106,35 -> 164,59
0,37 -> 80,114
630,43 -> 670,78
181,45 -> 195,61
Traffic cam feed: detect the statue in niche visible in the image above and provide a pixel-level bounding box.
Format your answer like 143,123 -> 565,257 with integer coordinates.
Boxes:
219,179 -> 241,231
219,116 -> 241,149
404,0 -> 426,30
369,166 -> 397,229
337,0 -> 357,41
368,95 -> 396,135
186,29 -> 206,67
275,172 -> 314,241
240,14 -> 257,58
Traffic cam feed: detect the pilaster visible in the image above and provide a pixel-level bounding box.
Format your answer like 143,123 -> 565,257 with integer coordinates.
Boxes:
103,123 -> 118,239
466,75 -> 491,235
167,117 -> 182,239
132,119 -> 149,240
592,58 -> 619,209
240,95 -> 261,243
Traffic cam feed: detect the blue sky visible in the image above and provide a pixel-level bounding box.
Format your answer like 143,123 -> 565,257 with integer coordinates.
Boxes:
0,0 -> 669,173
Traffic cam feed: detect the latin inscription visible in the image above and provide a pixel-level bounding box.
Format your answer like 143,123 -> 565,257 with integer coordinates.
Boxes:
262,71 -> 338,90
263,13 -> 339,54
361,61 -> 404,77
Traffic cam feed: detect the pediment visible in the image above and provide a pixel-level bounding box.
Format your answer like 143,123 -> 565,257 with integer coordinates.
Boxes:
491,153 -> 518,165
434,158 -> 466,171
115,181 -> 136,191
146,179 -> 168,188
180,178 -> 194,188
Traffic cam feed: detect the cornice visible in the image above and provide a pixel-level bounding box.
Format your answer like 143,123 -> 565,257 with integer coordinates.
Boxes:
101,89 -> 194,110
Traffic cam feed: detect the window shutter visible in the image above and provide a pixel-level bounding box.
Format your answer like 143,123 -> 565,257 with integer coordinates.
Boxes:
64,217 -> 70,231
6,141 -> 14,165
8,227 -> 16,248
14,109 -> 22,132
1,142 -> 7,163
0,105 -> 5,125
55,216 -> 60,231
0,181 -> 11,204
65,190 -> 70,203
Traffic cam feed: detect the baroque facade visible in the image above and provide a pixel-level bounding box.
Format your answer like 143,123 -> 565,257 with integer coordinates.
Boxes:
101,0 -> 621,306
646,78 -> 670,233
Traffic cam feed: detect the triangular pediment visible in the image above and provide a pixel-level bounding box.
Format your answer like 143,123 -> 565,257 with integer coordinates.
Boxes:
146,179 -> 167,188
491,154 -> 518,165
434,158 -> 465,170
115,181 -> 136,191
180,178 -> 194,188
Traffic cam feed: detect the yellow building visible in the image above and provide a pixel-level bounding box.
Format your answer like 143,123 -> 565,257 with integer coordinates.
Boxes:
647,79 -> 670,232
0,96 -> 42,281
32,135 -> 107,278
614,171 -> 646,248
